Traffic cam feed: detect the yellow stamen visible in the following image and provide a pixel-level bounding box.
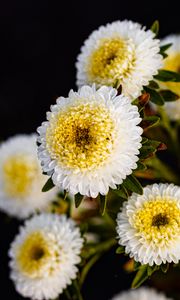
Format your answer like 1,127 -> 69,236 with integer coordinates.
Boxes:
133,199 -> 180,246
17,231 -> 59,278
3,154 -> 38,198
87,37 -> 136,85
46,102 -> 116,171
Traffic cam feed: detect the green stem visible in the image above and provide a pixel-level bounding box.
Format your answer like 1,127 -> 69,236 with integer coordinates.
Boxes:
72,280 -> 84,300
80,238 -> 117,287
80,253 -> 101,287
146,157 -> 180,185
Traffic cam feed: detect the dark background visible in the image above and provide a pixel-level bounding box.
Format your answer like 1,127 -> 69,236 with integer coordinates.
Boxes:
0,1 -> 179,299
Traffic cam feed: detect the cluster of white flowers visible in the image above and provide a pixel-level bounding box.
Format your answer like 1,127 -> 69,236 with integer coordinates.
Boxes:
1,19 -> 179,300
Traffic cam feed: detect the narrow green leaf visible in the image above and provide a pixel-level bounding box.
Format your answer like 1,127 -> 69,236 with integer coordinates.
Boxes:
116,246 -> 125,254
144,86 -> 164,105
139,145 -> 155,159
74,193 -> 84,208
141,116 -> 160,130
148,80 -> 159,89
134,261 -> 141,271
114,186 -> 128,199
154,69 -> 180,82
136,161 -> 147,171
161,263 -> 169,273
160,43 -> 172,53
147,265 -> 159,276
159,90 -> 179,102
141,137 -> 148,144
42,177 -> 55,192
131,265 -> 148,288
151,20 -> 159,36
99,194 -> 108,215
123,174 -> 143,195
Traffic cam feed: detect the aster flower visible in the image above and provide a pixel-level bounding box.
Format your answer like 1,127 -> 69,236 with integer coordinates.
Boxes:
116,183 -> 180,266
76,20 -> 162,99
9,213 -> 84,300
111,287 -> 172,300
37,85 -> 142,198
160,34 -> 180,120
0,134 -> 57,219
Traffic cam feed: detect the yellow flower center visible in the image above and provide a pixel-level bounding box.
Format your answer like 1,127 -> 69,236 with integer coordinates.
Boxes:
87,37 -> 136,85
17,231 -> 59,278
163,52 -> 180,96
46,102 -> 116,171
3,154 -> 38,198
133,199 -> 180,246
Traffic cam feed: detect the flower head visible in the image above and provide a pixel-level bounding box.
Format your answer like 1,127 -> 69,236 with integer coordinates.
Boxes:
0,134 -> 57,219
111,287 -> 172,300
116,183 -> 180,266
76,20 -> 162,99
160,34 -> 180,120
37,85 -> 142,198
9,213 -> 84,300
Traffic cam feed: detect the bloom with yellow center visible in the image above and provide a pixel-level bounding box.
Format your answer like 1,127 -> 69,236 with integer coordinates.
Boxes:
37,85 -> 143,198
76,20 -> 162,99
0,134 -> 57,219
9,213 -> 84,300
116,183 -> 180,266
111,287 -> 172,300
160,34 -> 180,120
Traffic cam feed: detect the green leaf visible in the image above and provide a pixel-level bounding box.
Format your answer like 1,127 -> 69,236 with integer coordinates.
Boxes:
147,264 -> 159,276
99,194 -> 108,215
159,90 -> 179,102
42,177 -> 55,192
116,246 -> 125,254
114,185 -> 128,199
139,146 -> 155,159
123,174 -> 143,195
141,137 -> 149,144
131,265 -> 148,288
148,80 -> 159,89
160,43 -> 172,54
74,193 -> 84,208
136,161 -> 147,171
161,263 -> 169,273
134,261 -> 141,271
151,20 -> 159,36
154,69 -> 180,82
141,116 -> 160,131
144,86 -> 164,105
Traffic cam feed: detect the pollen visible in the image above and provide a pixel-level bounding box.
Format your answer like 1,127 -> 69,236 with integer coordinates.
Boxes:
133,199 -> 180,246
17,231 -> 59,278
87,37 -> 136,85
46,102 -> 116,171
3,154 -> 38,198
163,52 -> 180,95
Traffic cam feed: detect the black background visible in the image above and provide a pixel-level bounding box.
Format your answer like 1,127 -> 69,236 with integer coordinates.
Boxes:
0,1 -> 179,299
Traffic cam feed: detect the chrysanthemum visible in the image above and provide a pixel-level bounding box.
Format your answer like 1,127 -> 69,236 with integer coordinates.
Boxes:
116,183 -> 180,266
160,34 -> 180,120
76,20 -> 162,99
0,134 -> 57,219
9,213 -> 84,300
37,85 -> 142,198
111,287 -> 172,300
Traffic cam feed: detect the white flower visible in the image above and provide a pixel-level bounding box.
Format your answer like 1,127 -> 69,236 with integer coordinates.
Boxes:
37,85 -> 142,198
9,213 -> 84,300
116,183 -> 180,266
0,134 -> 57,219
160,34 -> 180,120
111,287 -> 172,300
76,20 -> 162,100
